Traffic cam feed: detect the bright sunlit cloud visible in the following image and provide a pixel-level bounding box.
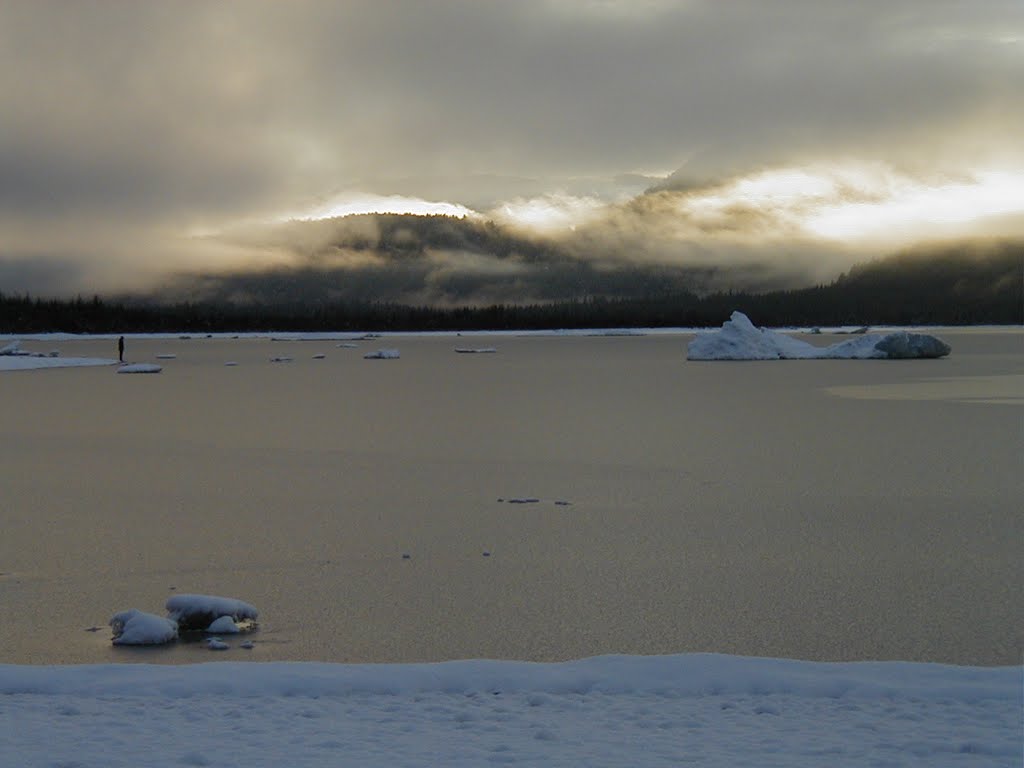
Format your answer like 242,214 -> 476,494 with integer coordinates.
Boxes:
292,194 -> 479,222
804,170 -> 1024,241
491,194 -> 607,232
677,164 -> 1024,244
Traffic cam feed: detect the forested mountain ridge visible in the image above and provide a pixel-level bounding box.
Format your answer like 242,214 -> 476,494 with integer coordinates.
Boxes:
1,238 -> 1020,333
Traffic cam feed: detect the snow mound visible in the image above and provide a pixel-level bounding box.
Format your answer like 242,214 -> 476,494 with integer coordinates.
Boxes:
364,348 -> 400,359
165,594 -> 259,632
117,363 -> 163,373
688,312 -> 951,360
109,609 -> 178,646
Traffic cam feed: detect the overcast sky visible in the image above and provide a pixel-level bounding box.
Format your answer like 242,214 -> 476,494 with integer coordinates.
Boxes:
1,0 -> 1022,297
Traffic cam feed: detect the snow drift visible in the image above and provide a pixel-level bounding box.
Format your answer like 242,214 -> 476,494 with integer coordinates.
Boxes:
688,312 -> 951,360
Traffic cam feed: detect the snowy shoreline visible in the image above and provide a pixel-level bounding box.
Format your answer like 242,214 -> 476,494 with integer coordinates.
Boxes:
2,654 -> 1019,767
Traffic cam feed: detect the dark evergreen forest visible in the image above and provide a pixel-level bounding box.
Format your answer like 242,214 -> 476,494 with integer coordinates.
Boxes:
1,240 -> 1020,333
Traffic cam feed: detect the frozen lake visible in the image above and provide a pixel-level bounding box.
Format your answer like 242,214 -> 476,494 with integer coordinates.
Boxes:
0,328 -> 1020,665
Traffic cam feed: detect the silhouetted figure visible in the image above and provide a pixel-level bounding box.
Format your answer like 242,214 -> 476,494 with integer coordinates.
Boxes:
118,336 -> 125,362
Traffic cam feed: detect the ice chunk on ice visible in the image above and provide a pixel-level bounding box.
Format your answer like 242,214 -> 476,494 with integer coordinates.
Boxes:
165,594 -> 258,632
109,609 -> 178,646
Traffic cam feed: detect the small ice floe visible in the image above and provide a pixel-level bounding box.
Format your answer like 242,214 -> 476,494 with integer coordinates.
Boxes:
155,354 -> 177,360
364,348 -> 400,359
454,347 -> 497,354
206,616 -> 240,634
312,353 -> 326,359
336,343 -> 359,349
109,609 -> 178,646
270,356 -> 293,363
166,594 -> 259,632
117,363 -> 162,374
687,311 -> 950,361
206,638 -> 229,651
507,498 -> 541,504
240,640 -> 255,649
224,361 -> 239,366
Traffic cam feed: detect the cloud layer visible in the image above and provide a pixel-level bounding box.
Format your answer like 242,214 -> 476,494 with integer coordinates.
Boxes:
1,1 -> 1022,298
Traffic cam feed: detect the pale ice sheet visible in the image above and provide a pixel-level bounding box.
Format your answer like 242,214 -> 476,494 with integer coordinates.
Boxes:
0,654 -> 1019,767
0,355 -> 116,370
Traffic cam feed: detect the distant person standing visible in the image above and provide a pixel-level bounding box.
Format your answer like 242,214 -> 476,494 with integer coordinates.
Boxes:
118,335 -> 125,362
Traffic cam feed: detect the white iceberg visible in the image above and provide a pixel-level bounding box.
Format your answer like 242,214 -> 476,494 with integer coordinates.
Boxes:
165,594 -> 259,632
109,609 -> 178,646
117,363 -> 163,373
688,312 -> 951,361
364,348 -> 400,359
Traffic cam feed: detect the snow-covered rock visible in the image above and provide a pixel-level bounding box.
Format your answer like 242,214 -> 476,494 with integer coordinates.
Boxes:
109,609 -> 178,646
364,348 -> 400,359
117,363 -> 163,373
688,312 -> 951,360
165,594 -> 259,632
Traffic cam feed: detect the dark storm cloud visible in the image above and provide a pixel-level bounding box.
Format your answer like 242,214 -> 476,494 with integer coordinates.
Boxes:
0,0 -> 1021,296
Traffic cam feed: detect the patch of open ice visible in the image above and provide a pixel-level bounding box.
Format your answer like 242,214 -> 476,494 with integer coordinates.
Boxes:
116,363 -> 163,373
109,609 -> 178,646
166,594 -> 258,632
364,348 -> 400,359
688,312 -> 951,360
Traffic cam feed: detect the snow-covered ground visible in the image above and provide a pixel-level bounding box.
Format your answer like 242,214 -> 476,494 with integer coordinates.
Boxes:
1,654 -> 1018,767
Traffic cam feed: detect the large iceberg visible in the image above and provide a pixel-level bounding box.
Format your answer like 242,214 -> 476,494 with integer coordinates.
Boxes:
688,312 -> 951,361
